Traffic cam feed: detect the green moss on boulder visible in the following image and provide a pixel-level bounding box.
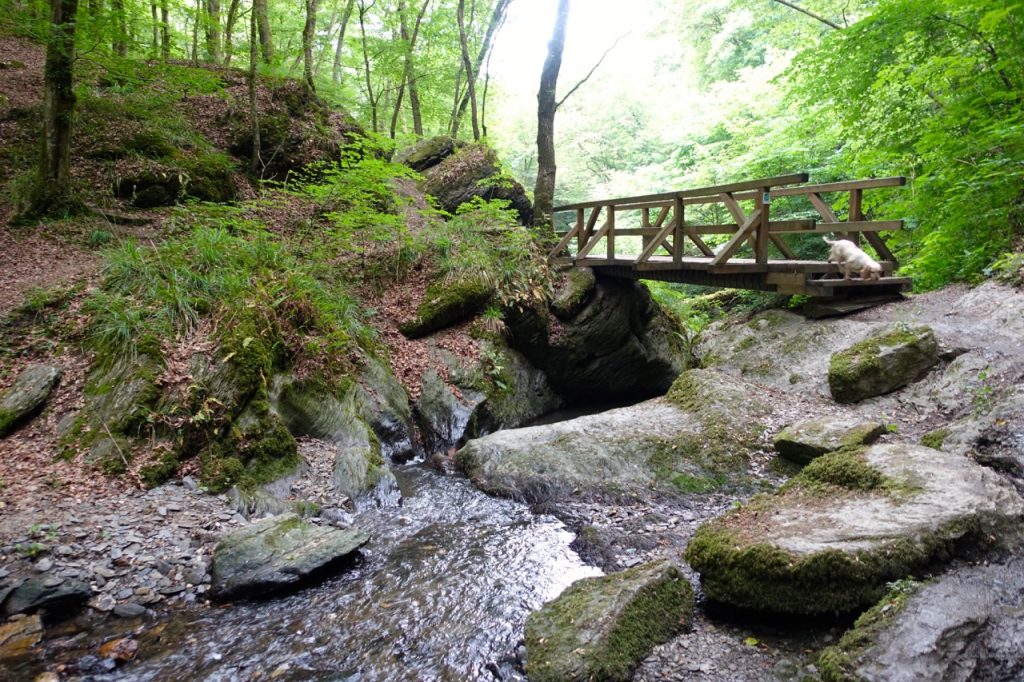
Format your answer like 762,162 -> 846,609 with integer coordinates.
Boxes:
551,267 -> 596,320
774,416 -> 888,465
0,364 -> 62,437
828,325 -> 939,403
685,443 -> 1024,615
399,277 -> 494,338
525,560 -> 694,682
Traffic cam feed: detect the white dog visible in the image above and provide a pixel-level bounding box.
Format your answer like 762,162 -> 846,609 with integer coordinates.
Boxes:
823,237 -> 883,280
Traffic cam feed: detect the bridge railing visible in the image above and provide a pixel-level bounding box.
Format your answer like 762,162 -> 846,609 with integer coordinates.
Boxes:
549,174 -> 906,272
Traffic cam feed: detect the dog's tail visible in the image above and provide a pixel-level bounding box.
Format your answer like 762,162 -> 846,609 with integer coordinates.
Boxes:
822,236 -> 837,245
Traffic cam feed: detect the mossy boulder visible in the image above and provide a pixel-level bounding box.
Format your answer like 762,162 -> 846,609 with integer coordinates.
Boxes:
550,267 -> 596,320
209,513 -> 369,600
506,274 -> 686,404
774,415 -> 888,465
828,325 -> 940,403
456,369 -> 770,502
685,443 -> 1024,615
393,135 -> 462,171
399,277 -> 494,339
273,375 -> 398,507
0,364 -> 62,437
420,143 -> 533,225
525,560 -> 695,682
819,554 -> 1024,681
354,356 -> 421,463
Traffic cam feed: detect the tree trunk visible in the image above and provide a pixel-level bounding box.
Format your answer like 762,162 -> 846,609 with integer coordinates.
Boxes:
358,0 -> 378,132
254,0 -> 273,62
331,0 -> 355,84
25,0 -> 79,219
160,0 -> 170,58
205,0 -> 222,61
112,0 -> 127,55
456,0 -> 479,140
223,0 -> 241,63
191,0 -> 200,62
248,0 -> 261,174
454,0 -> 510,137
533,0 -> 568,230
151,2 -> 159,56
302,0 -> 318,95
389,0 -> 429,139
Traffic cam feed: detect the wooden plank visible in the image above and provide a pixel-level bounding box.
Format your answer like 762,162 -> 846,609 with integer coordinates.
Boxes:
720,192 -> 746,224
755,187 -> 770,264
606,205 -> 616,259
549,221 -> 582,260
770,234 -> 797,259
583,206 -> 602,248
687,232 -> 715,257
552,173 -> 808,212
813,220 -> 903,233
710,209 -> 762,267
653,205 -> 671,227
864,232 -> 896,263
847,188 -> 863,244
577,219 -> 611,259
685,177 -> 907,205
636,219 -> 677,264
673,196 -> 684,264
808,192 -> 839,223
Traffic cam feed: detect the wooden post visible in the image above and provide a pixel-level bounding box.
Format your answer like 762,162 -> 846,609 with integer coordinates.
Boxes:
673,195 -> 684,264
755,186 -> 770,264
576,208 -> 584,254
606,204 -> 615,259
847,189 -> 862,245
642,207 -> 651,254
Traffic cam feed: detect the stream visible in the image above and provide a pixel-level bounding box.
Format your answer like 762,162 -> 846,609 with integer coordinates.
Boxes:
78,465 -> 601,681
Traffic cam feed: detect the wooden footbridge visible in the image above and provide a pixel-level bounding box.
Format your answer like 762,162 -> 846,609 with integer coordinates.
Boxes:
548,173 -> 911,298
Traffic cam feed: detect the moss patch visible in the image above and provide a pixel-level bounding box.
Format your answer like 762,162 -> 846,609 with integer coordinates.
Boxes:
399,277 -> 494,338
828,325 -> 938,403
920,428 -> 949,450
526,561 -> 695,682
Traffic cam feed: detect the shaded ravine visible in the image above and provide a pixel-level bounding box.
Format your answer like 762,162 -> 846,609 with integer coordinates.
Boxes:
78,466 -> 600,681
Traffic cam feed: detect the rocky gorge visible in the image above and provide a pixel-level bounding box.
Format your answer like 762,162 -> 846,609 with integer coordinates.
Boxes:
4,268 -> 1024,680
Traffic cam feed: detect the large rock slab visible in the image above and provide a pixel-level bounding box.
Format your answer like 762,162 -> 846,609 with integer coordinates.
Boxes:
774,415 -> 887,464
393,135 -> 461,171
828,325 -> 940,403
0,614 -> 42,661
210,514 -> 369,600
1,576 -> 91,620
819,554 -> 1024,681
421,143 -> 532,225
456,369 -> 771,502
525,560 -> 695,682
506,273 -> 685,404
0,364 -> 62,437
685,443 -> 1024,615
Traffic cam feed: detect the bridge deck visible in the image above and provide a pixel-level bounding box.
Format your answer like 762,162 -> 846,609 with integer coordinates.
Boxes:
550,174 -> 911,298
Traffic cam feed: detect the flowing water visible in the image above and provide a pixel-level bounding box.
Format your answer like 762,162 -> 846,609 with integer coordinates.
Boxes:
89,465 -> 600,681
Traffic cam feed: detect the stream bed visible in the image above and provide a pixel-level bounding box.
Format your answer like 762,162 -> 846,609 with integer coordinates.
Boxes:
70,465 -> 600,681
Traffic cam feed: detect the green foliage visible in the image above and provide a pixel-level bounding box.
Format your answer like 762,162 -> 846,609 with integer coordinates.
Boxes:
423,197 -> 553,309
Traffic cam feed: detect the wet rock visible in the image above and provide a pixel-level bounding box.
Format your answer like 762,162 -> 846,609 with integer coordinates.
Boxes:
685,444 -> 1024,615
112,602 -> 147,618
210,513 -> 368,600
0,364 -> 62,437
506,272 -> 684,404
393,135 -> 462,171
0,614 -> 43,660
525,560 -> 694,682
828,325 -> 939,403
2,576 -> 91,620
774,415 -> 887,464
355,357 -> 421,463
414,369 -> 486,455
420,143 -> 532,225
457,369 -> 770,502
819,553 -> 1024,681
99,636 -> 138,663
273,375 -> 398,507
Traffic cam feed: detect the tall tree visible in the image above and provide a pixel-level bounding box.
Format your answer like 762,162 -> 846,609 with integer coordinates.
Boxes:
389,0 -> 430,138
111,0 -> 128,55
254,0 -> 273,62
205,0 -> 222,61
357,0 -> 381,132
302,0 -> 319,95
453,0 -> 510,137
456,0 -> 480,140
248,0 -> 261,174
533,0 -> 568,229
223,0 -> 241,63
331,0 -> 356,84
160,0 -> 170,58
24,0 -> 80,219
